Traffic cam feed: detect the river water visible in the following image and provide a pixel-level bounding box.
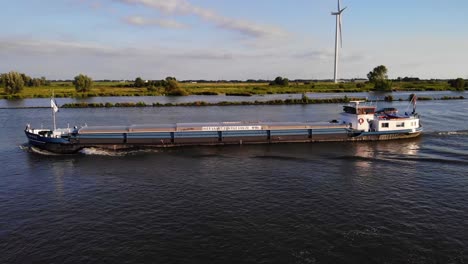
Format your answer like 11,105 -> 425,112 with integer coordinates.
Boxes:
1,93 -> 467,263
0,91 -> 465,108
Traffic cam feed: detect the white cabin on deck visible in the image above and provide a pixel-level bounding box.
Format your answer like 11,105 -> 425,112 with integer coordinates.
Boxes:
340,101 -> 420,132
371,115 -> 420,133
340,101 -> 375,131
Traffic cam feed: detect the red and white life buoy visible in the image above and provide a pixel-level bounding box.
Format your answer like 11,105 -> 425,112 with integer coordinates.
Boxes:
358,118 -> 364,125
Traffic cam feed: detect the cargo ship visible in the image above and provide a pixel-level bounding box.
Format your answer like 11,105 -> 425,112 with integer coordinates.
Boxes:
25,99 -> 422,154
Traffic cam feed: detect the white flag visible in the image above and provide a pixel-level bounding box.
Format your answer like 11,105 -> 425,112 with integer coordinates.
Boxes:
51,99 -> 59,113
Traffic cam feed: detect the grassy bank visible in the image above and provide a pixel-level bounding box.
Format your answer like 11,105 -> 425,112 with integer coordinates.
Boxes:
59,95 -> 464,108
0,80 -> 461,99
61,97 -> 364,108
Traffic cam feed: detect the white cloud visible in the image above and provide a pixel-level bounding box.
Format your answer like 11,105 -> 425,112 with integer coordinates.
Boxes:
124,15 -> 188,29
0,39 -> 122,57
121,0 -> 193,13
0,37 -> 292,79
173,51 -> 234,60
294,50 -> 334,61
117,0 -> 287,39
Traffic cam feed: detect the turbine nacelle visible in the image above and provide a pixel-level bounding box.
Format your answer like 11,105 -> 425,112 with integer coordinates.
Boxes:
331,7 -> 346,16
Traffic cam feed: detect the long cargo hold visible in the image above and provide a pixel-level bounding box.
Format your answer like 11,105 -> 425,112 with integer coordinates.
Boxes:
25,101 -> 422,154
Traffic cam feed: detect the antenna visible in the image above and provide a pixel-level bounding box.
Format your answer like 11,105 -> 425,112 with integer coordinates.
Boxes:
331,0 -> 347,83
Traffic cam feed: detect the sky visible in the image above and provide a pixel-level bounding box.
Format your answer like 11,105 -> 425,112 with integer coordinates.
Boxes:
1,0 -> 468,80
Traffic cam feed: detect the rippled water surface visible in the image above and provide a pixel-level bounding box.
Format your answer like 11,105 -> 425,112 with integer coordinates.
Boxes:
1,98 -> 467,263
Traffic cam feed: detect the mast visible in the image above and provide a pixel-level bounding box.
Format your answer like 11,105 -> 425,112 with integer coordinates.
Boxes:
53,104 -> 56,131
51,92 -> 58,131
412,95 -> 417,114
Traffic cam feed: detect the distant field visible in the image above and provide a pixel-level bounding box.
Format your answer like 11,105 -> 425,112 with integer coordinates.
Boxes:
0,80 -> 456,99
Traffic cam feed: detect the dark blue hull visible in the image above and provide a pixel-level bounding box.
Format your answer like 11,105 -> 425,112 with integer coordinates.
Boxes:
25,127 -> 422,154
25,130 -> 83,154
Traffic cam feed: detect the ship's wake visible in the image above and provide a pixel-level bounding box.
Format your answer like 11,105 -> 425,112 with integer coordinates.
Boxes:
431,130 -> 468,136
79,147 -> 163,156
20,144 -> 168,156
253,155 -> 313,162
79,147 -> 125,156
20,144 -> 62,156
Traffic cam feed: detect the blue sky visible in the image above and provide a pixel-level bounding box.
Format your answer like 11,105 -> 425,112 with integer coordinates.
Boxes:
2,0 -> 468,80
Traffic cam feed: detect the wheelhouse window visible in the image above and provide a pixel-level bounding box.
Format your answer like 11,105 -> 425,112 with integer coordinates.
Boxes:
381,123 -> 389,128
357,107 -> 376,115
396,122 -> 405,128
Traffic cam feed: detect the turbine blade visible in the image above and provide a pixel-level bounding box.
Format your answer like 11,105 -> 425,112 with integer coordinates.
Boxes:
338,0 -> 341,11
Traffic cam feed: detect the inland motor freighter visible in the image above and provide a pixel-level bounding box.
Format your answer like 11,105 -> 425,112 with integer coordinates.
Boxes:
25,98 -> 422,154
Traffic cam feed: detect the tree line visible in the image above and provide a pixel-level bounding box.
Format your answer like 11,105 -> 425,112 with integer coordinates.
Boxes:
71,75 -> 187,96
0,72 -> 50,94
0,72 -> 188,96
131,76 -> 187,95
1,69 -> 466,95
367,65 -> 466,91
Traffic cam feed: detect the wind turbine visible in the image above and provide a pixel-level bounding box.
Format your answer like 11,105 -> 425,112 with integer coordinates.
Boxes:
331,0 -> 346,83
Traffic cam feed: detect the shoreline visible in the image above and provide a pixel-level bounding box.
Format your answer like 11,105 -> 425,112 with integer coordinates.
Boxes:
1,89 -> 462,100
1,95 -> 463,109
0,80 -> 464,99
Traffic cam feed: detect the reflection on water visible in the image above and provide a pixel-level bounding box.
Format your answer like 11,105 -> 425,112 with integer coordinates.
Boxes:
1,99 -> 468,264
51,160 -> 74,198
332,139 -> 422,177
25,151 -> 76,199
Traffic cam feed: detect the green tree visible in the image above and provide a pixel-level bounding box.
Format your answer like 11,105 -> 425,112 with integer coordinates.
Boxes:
367,65 -> 392,91
164,77 -> 187,96
73,74 -> 93,92
367,65 -> 388,82
134,77 -> 145,88
30,77 -> 49,87
166,79 -> 178,90
448,78 -> 465,91
20,73 -> 31,86
30,76 -> 50,87
270,76 -> 289,86
40,76 -> 50,86
31,78 -> 42,87
374,80 -> 392,91
2,71 -> 25,94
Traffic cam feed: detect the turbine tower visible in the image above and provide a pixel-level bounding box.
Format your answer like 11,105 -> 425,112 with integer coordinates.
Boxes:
331,0 -> 346,83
